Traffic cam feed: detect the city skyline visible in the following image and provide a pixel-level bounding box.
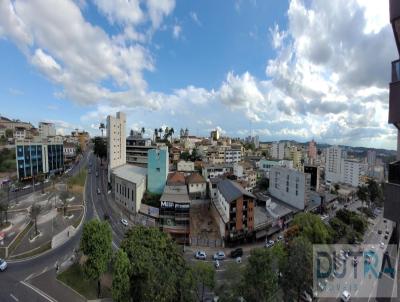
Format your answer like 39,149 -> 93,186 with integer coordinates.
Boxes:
0,0 -> 397,149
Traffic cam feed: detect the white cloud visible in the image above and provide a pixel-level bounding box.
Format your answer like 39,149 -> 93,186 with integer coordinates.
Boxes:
172,24 -> 182,39
189,11 -> 201,26
93,0 -> 144,25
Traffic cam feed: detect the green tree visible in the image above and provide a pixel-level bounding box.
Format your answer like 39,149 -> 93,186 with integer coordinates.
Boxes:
239,248 -> 280,302
112,250 -> 131,302
120,226 -> 194,302
292,212 -> 332,244
99,123 -> 105,137
93,137 -> 107,165
329,217 -> 348,241
180,151 -> 191,161
282,237 -> 313,301
5,129 -> 13,138
366,179 -> 383,208
357,185 -> 368,207
30,204 -> 41,236
80,220 -> 112,298
192,262 -> 215,302
215,263 -> 244,301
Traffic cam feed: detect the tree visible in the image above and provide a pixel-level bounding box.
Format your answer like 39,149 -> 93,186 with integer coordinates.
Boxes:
292,212 -> 332,244
30,204 -> 41,236
154,128 -> 158,141
240,248 -> 279,302
192,262 -> 215,302
80,220 -> 112,298
366,179 -> 383,208
93,137 -> 107,165
357,185 -> 368,207
120,226 -> 194,302
5,129 -> 13,138
112,249 -> 131,302
59,191 -> 70,217
170,127 -> 174,141
329,217 -> 348,242
334,183 -> 340,193
181,151 -> 191,161
99,123 -> 105,137
282,237 -> 313,301
258,178 -> 269,190
158,127 -> 163,139
141,127 -> 145,136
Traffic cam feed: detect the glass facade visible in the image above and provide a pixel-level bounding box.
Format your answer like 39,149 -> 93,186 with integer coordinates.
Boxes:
16,143 -> 63,180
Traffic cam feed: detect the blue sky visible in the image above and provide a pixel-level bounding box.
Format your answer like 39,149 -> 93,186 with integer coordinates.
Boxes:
0,0 -> 397,149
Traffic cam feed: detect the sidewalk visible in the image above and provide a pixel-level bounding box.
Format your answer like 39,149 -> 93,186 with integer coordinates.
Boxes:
29,269 -> 85,302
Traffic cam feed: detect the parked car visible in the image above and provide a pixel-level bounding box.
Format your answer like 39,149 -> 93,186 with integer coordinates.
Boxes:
265,240 -> 275,248
97,188 -> 101,195
120,219 -> 128,227
341,290 -> 351,301
384,235 -> 389,240
385,230 -> 390,235
22,185 -> 32,190
277,235 -> 283,241
378,230 -> 382,235
213,251 -> 225,261
195,251 -> 207,260
0,259 -> 7,271
380,242 -> 385,249
230,248 -> 243,258
96,171 -> 99,177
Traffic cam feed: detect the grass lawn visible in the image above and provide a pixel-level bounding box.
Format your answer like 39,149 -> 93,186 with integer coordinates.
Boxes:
57,263 -> 112,300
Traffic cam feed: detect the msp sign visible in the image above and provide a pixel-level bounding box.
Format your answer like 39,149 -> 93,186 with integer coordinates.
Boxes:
313,244 -> 397,299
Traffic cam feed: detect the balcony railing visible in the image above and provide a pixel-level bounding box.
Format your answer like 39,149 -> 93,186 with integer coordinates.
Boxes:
389,80 -> 400,128
389,161 -> 400,185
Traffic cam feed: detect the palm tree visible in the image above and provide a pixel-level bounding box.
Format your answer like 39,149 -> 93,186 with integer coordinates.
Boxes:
141,127 -> 145,136
164,127 -> 169,140
99,123 -> 105,137
159,128 -> 163,139
170,128 -> 174,141
154,128 -> 158,141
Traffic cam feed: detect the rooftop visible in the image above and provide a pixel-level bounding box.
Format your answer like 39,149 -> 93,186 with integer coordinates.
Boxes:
186,173 -> 206,184
112,164 -> 147,184
217,179 -> 255,203
167,172 -> 186,185
160,185 -> 190,203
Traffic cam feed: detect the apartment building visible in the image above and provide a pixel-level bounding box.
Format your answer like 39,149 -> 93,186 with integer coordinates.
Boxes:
186,173 -> 207,199
126,131 -> 155,166
212,179 -> 255,242
341,159 -> 367,188
225,147 -> 242,163
271,142 -> 285,160
147,147 -> 169,194
39,122 -> 56,138
367,150 -> 376,166
308,139 -> 317,162
202,163 -> 233,180
107,112 -> 126,181
325,146 -> 343,184
269,166 -> 311,210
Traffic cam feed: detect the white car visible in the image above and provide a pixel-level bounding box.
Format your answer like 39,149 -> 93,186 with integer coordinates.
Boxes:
195,251 -> 207,260
341,290 -> 351,301
266,240 -> 275,248
213,251 -> 225,260
120,219 -> 128,227
22,185 -> 32,190
0,259 -> 7,271
380,242 -> 385,249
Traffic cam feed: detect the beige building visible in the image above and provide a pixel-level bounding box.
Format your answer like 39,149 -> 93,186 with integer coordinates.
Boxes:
39,122 -> 56,138
186,173 -> 207,199
177,160 -> 195,172
107,112 -> 126,181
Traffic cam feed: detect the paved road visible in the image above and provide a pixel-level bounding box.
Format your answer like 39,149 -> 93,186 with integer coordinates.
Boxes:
0,151 -> 92,302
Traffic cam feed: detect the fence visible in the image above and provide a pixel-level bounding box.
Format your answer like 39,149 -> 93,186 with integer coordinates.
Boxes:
189,237 -> 224,248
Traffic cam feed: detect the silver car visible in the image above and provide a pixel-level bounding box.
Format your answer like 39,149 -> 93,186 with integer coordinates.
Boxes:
0,259 -> 7,271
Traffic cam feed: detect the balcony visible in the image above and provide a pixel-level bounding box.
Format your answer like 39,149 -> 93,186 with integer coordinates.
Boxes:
389,161 -> 400,185
389,69 -> 400,129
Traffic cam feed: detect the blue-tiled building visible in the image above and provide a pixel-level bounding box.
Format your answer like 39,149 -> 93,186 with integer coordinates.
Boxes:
16,142 -> 64,181
147,147 -> 169,194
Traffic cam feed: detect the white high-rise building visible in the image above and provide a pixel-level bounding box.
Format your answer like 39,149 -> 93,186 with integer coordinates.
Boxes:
107,112 -> 126,181
325,146 -> 342,184
39,122 -> 56,138
340,159 -> 367,187
272,142 -> 285,160
269,166 -> 311,210
367,150 -> 376,166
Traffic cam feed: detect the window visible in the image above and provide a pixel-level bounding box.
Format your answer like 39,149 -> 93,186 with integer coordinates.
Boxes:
156,168 -> 160,172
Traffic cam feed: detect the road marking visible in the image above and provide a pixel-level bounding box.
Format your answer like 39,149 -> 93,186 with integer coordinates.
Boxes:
10,294 -> 19,301
25,273 -> 35,281
20,281 -> 57,302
